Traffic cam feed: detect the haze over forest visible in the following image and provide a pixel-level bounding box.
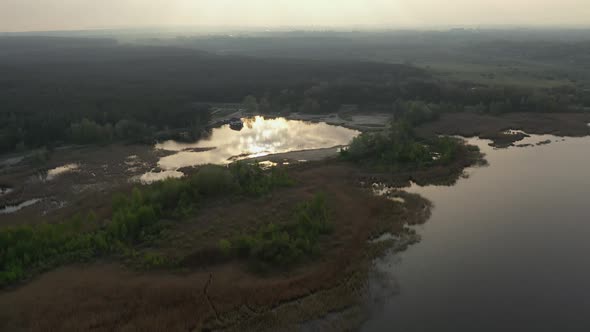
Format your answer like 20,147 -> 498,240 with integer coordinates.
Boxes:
1,0 -> 589,32
2,1 -> 590,331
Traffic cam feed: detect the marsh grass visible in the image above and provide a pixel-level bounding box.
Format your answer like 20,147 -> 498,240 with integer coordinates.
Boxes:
0,162 -> 292,286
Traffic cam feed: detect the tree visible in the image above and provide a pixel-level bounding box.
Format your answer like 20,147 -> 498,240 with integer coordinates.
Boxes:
259,97 -> 272,114
242,95 -> 258,114
301,98 -> 321,114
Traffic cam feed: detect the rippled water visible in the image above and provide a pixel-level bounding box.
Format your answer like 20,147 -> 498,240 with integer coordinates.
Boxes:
152,116 -> 359,173
363,134 -> 590,332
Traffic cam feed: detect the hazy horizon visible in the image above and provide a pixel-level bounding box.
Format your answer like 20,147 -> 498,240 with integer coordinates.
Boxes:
1,0 -> 589,33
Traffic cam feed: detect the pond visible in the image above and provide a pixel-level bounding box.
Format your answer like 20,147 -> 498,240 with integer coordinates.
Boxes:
0,187 -> 13,196
149,116 -> 359,178
44,163 -> 80,181
0,199 -> 42,215
362,134 -> 590,332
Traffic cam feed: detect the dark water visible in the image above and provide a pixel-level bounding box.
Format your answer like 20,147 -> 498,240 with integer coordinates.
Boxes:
363,134 -> 590,332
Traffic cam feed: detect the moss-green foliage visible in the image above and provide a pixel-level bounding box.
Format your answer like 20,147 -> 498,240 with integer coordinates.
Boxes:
0,213 -> 106,286
229,162 -> 295,196
190,165 -> 238,197
218,239 -> 232,256
342,120 -> 467,170
109,189 -> 161,243
0,162 -> 292,286
222,194 -> 331,267
393,100 -> 441,126
138,252 -> 170,269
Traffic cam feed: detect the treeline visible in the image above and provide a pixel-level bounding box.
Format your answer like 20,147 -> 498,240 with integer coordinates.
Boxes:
0,37 -> 423,153
0,163 -> 293,286
0,99 -> 212,153
242,79 -> 587,116
1,37 -> 588,154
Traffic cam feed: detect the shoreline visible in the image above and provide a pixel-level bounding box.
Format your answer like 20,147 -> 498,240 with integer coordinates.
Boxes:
0,148 -> 477,331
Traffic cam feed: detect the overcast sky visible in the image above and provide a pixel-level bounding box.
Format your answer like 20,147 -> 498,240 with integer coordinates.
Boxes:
1,0 -> 589,32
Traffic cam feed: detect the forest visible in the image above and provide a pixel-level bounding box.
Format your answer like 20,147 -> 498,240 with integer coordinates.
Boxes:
1,33 -> 589,154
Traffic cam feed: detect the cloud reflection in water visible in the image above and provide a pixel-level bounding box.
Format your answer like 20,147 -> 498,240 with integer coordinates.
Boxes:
156,116 -> 359,170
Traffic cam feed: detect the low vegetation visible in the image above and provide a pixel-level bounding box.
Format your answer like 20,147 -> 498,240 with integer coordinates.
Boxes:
220,193 -> 332,268
0,163 -> 292,287
341,119 -> 474,171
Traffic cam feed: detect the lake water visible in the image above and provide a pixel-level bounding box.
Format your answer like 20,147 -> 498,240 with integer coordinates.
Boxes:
44,163 -> 80,181
0,187 -> 13,196
151,116 -> 359,175
0,199 -> 42,215
363,134 -> 590,332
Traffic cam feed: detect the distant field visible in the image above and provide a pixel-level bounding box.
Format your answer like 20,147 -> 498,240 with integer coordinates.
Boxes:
421,62 -> 576,88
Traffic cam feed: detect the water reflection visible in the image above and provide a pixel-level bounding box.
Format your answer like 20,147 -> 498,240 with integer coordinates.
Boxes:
362,132 -> 590,332
135,170 -> 184,184
45,163 -> 80,181
0,187 -> 13,196
0,199 -> 42,215
155,116 -> 359,171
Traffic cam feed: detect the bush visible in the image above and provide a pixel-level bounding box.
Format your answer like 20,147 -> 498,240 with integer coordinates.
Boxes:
342,120 -> 465,170
190,165 -> 237,196
229,162 -> 294,196
0,213 -> 103,287
226,193 -> 331,267
139,252 -> 169,269
218,239 -> 232,256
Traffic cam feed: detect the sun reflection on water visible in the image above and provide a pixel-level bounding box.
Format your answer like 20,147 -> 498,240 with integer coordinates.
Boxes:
155,116 -> 359,171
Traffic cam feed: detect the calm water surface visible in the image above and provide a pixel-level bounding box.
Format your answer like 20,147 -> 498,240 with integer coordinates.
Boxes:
154,116 -> 359,171
363,134 -> 590,332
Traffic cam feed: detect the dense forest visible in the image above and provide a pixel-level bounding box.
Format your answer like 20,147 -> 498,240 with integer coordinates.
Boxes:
1,34 -> 589,154
0,36 -> 424,153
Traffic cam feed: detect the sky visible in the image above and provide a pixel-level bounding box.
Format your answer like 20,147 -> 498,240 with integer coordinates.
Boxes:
0,0 -> 589,32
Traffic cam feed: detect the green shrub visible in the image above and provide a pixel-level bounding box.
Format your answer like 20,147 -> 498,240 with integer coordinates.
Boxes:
229,162 -> 294,196
228,193 -> 331,267
342,120 -> 466,170
139,252 -> 168,269
190,165 -> 237,196
0,213 -> 104,287
218,239 -> 232,256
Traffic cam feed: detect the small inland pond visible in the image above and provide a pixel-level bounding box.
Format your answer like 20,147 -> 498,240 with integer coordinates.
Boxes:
362,134 -> 590,332
146,116 -> 359,179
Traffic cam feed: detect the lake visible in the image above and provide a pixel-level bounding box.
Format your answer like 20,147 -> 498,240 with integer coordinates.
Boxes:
143,116 -> 359,181
363,134 -> 590,332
